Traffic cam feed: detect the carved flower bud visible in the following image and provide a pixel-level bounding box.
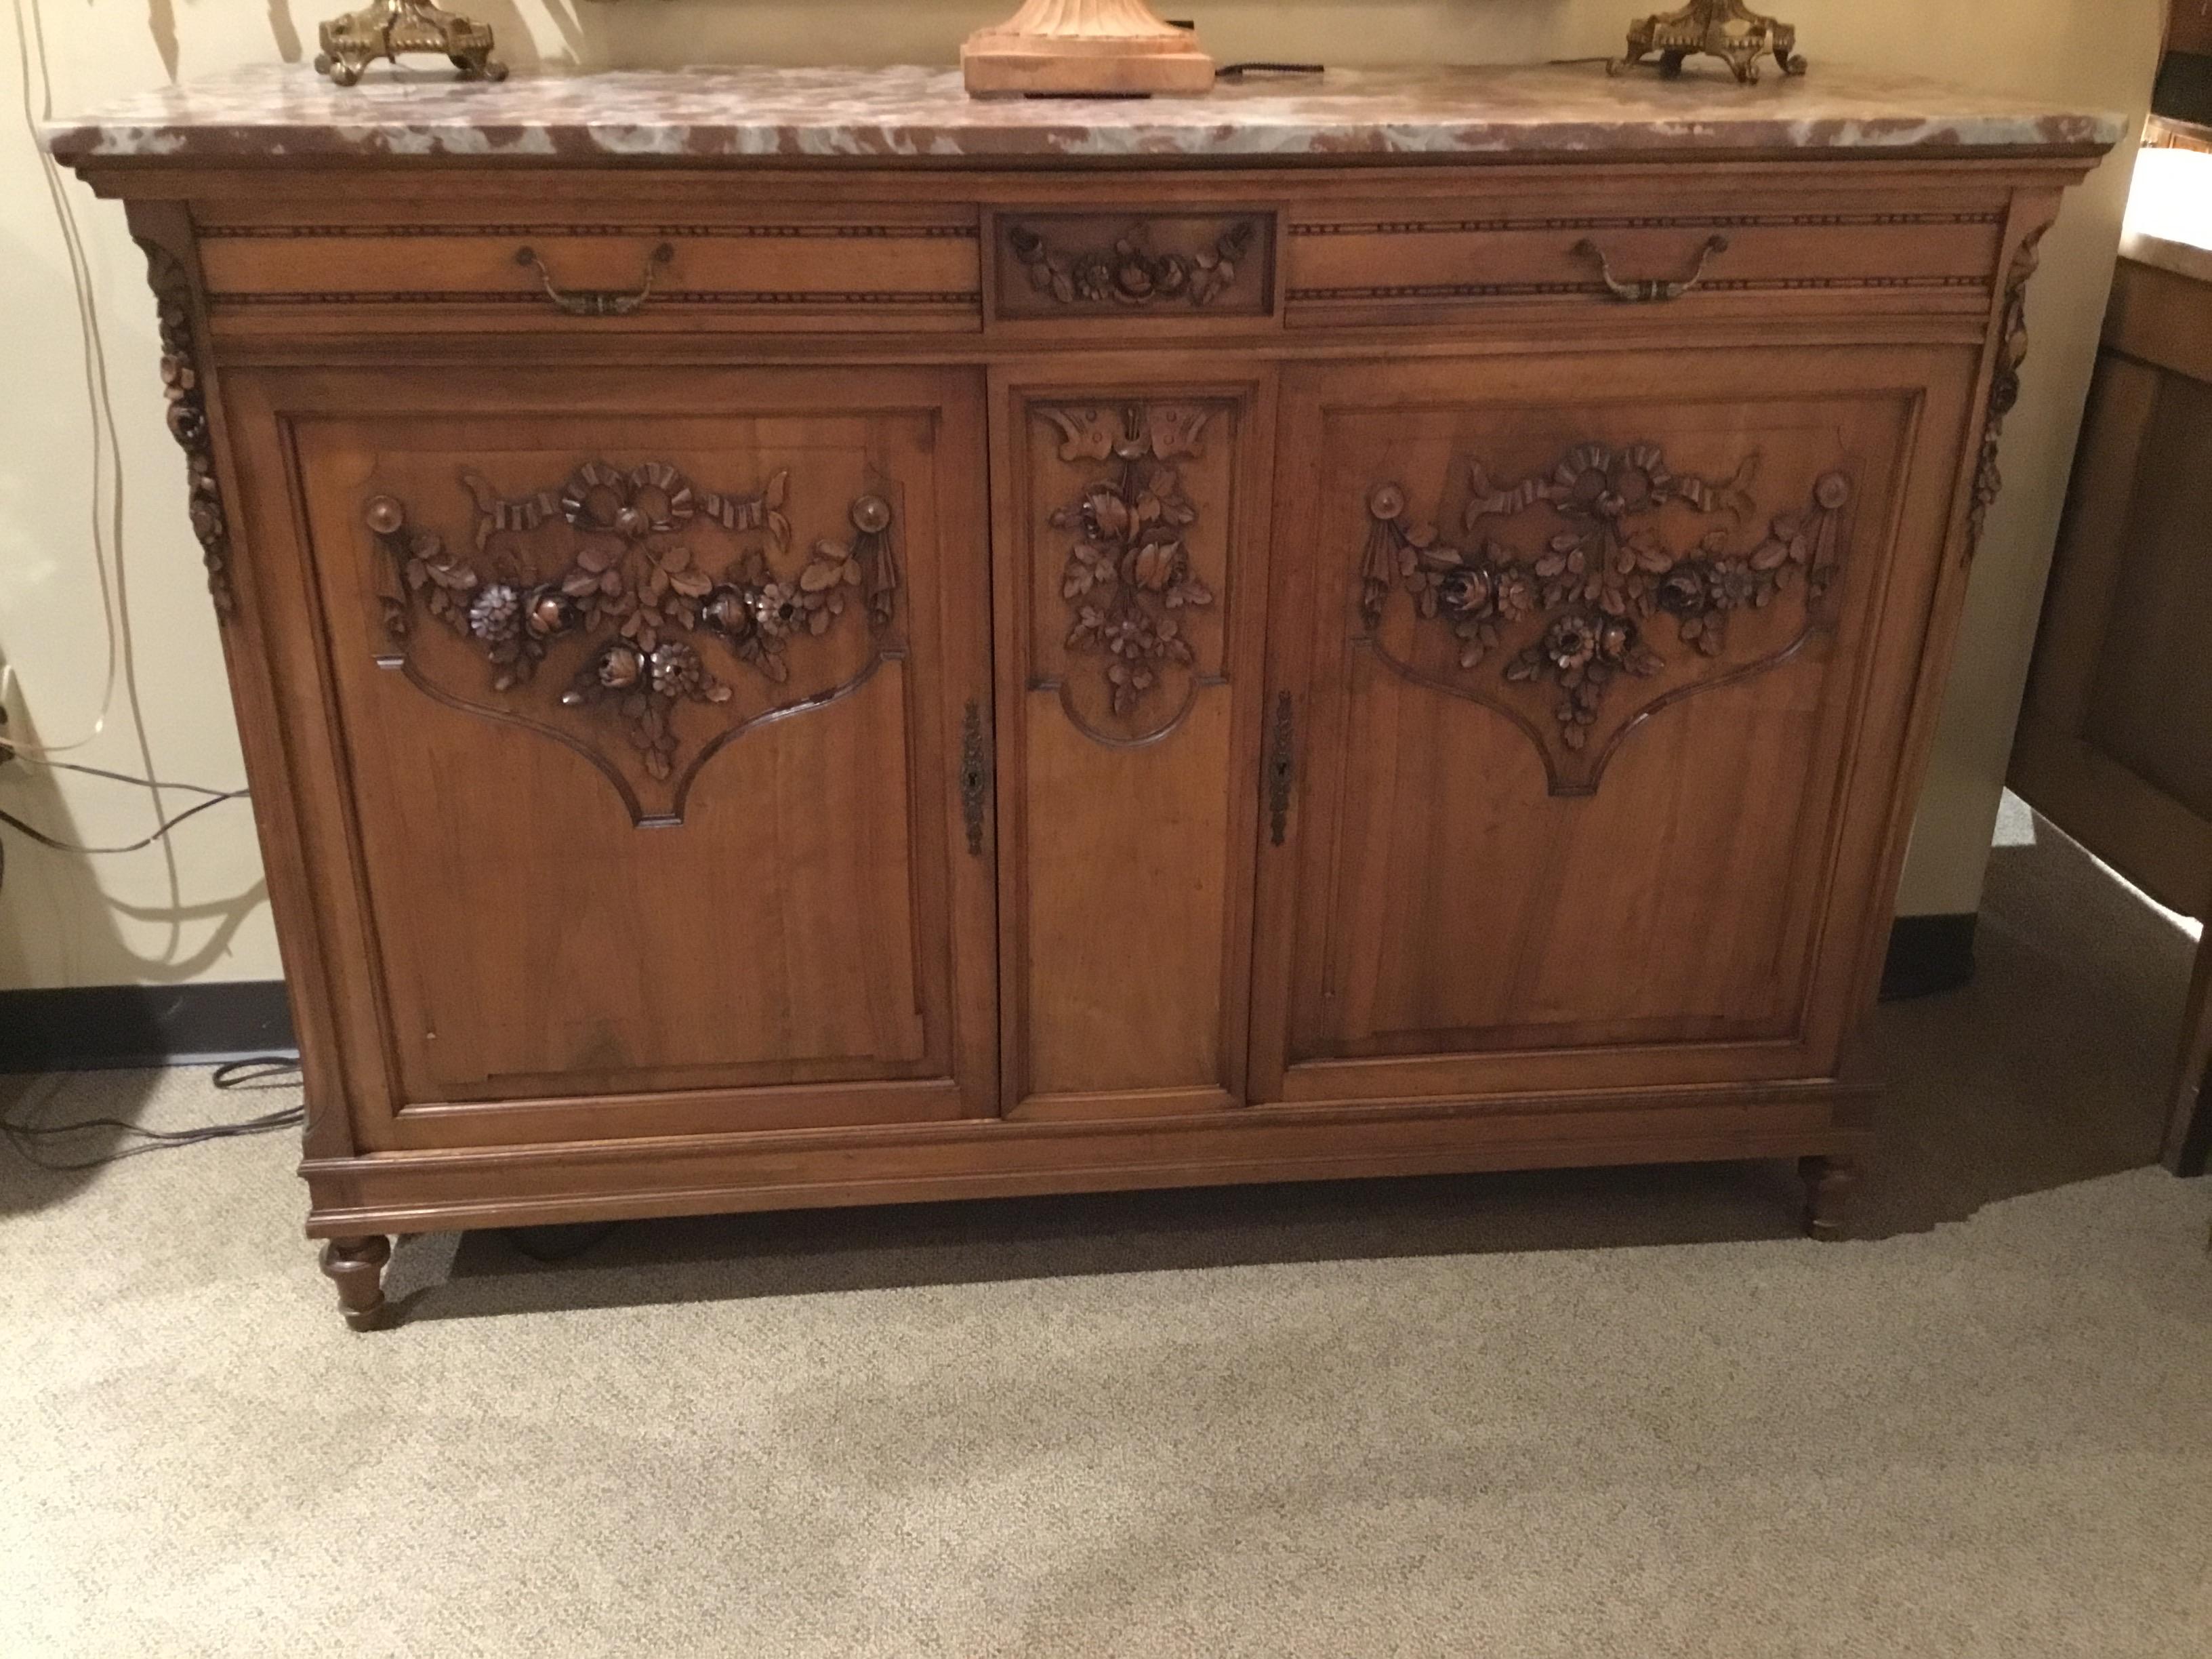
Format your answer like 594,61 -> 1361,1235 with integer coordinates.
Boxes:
615,505 -> 649,539
1436,562 -> 1494,619
1113,257 -> 1154,301
1657,565 -> 1709,617
596,643 -> 644,691
701,584 -> 756,642
1816,472 -> 1852,511
1597,616 -> 1636,663
523,587 -> 575,638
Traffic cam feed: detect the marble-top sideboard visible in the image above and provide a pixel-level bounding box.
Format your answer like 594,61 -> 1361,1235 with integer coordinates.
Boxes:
39,61 -> 2117,1325
46,61 -> 2123,165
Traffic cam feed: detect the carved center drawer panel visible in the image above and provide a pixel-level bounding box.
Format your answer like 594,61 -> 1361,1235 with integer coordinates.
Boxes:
1284,203 -> 2007,326
989,210 -> 1277,323
194,212 -> 983,333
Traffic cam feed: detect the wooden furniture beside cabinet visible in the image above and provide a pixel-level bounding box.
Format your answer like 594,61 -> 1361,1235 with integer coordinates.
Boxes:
46,66 -> 2115,1325
2010,200 -> 2212,1177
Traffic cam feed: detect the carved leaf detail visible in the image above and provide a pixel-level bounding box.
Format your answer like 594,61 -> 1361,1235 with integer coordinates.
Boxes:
1048,404 -> 1218,722
367,464 -> 899,788
1009,220 -> 1256,311
1365,442 -> 1855,772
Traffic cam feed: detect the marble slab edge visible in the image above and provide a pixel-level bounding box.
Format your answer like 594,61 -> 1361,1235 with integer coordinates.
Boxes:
42,65 -> 2127,167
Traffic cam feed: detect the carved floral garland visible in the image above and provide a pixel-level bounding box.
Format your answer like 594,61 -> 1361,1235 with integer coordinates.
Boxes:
138,241 -> 234,617
1048,405 -> 1217,718
1010,220 -> 1254,310
1364,442 -> 1851,750
369,462 -> 896,779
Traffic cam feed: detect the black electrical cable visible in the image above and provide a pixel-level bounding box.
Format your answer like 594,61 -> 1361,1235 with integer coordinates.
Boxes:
0,789 -> 248,856
0,1056 -> 304,1170
0,747 -> 251,896
24,755 -> 239,798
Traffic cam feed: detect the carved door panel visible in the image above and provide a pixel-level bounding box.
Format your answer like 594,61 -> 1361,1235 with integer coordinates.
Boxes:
991,373 -> 1276,1115
223,366 -> 994,1147
1252,350 -> 1975,1104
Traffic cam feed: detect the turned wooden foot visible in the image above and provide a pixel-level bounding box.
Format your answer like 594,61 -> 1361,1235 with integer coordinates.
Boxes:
319,1235 -> 394,1330
1799,1155 -> 1859,1241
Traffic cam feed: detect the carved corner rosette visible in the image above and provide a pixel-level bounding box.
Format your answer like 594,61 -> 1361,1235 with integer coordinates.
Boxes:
1362,439 -> 1853,779
1010,220 -> 1256,310
1966,224 -> 2046,564
1045,403 -> 1218,730
136,239 -> 235,620
365,461 -> 898,787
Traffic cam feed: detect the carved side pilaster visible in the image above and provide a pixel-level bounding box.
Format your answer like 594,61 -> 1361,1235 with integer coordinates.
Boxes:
1965,224 -> 2047,564
136,238 -> 235,619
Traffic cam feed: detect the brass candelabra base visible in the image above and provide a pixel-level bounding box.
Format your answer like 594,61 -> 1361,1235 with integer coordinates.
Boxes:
314,0 -> 508,86
1614,0 -> 1806,85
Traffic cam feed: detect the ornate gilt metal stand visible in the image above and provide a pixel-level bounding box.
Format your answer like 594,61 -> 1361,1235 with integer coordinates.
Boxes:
1614,0 -> 1805,85
314,0 -> 508,86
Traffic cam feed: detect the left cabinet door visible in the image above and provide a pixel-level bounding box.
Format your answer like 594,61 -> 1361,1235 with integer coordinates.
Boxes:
221,366 -> 996,1147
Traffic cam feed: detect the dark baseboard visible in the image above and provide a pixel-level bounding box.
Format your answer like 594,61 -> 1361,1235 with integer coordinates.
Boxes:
0,981 -> 295,1073
1879,913 -> 1978,1002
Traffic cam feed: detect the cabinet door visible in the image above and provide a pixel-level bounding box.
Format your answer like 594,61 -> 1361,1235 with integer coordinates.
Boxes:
991,373 -> 1276,1115
1252,350 -> 1975,1104
224,366 -> 994,1147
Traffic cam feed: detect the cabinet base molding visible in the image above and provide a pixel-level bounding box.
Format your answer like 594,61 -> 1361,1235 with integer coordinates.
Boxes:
303,1081 -> 1875,1241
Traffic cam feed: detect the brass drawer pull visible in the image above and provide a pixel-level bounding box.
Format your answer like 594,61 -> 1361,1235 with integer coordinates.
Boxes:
1574,233 -> 1730,302
514,241 -> 674,317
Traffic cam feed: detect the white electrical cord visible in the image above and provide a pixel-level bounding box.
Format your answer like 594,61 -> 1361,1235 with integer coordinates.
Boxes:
5,0 -> 206,969
6,0 -> 127,758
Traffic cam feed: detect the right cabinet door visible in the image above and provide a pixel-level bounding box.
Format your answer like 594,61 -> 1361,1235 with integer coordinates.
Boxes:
1252,348 -> 1976,1104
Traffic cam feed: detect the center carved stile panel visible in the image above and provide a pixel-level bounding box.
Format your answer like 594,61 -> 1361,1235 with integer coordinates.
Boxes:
1038,401 -> 1228,747
365,459 -> 900,823
1359,440 -> 1856,792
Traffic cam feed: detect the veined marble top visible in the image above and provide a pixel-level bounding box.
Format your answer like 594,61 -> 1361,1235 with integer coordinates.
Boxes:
45,62 -> 2123,166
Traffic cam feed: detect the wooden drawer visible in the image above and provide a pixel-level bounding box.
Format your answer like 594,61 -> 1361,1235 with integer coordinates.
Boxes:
988,209 -> 1277,323
1283,204 -> 2007,327
194,212 -> 983,333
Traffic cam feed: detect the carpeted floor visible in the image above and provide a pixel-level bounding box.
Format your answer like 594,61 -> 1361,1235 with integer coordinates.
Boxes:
3,804 -> 2209,1658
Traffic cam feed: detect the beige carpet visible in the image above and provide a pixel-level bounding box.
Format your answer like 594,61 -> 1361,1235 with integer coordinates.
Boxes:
3,808 -> 2209,1658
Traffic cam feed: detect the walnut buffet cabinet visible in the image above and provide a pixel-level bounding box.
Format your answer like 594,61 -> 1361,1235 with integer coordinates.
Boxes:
47,65 -> 2116,1326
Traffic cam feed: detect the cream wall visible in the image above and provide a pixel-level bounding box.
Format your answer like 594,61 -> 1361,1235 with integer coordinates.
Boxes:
0,0 -> 2163,989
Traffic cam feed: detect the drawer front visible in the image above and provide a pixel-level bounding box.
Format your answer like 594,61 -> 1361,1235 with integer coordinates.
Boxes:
195,215 -> 983,333
1284,206 -> 2006,326
989,210 -> 1277,323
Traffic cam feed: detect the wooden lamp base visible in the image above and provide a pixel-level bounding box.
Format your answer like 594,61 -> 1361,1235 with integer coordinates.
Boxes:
964,0 -> 1216,98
